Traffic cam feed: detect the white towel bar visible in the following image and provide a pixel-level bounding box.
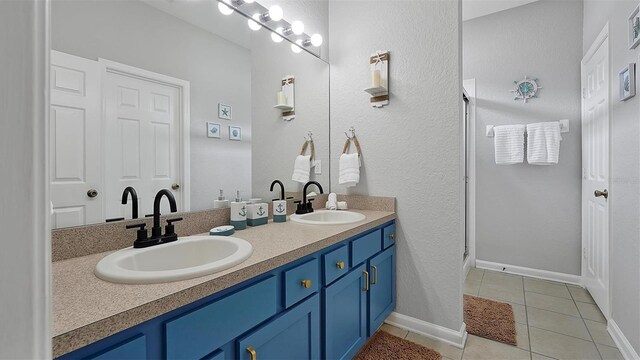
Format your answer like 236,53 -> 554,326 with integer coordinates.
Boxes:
486,119 -> 569,137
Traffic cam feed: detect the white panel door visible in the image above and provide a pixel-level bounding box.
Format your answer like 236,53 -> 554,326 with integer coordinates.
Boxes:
581,30 -> 610,318
50,50 -> 103,228
103,71 -> 181,219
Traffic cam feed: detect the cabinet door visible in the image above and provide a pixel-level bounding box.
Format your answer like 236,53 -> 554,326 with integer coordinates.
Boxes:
368,245 -> 396,336
324,264 -> 367,360
237,294 -> 320,360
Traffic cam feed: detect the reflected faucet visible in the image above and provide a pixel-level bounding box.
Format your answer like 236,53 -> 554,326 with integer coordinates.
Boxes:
270,180 -> 285,200
296,181 -> 324,214
121,187 -> 139,219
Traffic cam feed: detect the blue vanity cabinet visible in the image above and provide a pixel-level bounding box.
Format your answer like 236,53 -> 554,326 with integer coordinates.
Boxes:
367,245 -> 396,336
237,294 -> 321,360
323,264 -> 368,360
85,335 -> 147,360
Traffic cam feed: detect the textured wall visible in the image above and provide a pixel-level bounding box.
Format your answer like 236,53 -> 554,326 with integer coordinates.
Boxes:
51,0 -> 252,212
464,0 -> 584,275
329,0 -> 463,331
583,0 -> 640,354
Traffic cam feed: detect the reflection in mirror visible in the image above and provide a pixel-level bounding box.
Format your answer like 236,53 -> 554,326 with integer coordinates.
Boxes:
50,0 -> 329,229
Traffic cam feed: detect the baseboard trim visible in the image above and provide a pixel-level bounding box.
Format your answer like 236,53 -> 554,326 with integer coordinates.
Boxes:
476,260 -> 581,286
608,319 -> 640,360
385,312 -> 467,348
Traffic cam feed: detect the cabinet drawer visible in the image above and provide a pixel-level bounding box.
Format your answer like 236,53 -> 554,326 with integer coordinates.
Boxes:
165,276 -> 277,360
284,258 -> 319,308
87,334 -> 146,360
323,245 -> 349,285
351,229 -> 382,266
383,223 -> 396,249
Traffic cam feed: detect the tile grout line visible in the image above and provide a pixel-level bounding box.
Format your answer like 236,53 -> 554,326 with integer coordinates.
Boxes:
521,275 -> 533,360
568,284 -> 605,360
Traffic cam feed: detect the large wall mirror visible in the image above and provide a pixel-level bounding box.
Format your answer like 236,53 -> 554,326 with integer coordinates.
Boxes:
50,0 -> 329,229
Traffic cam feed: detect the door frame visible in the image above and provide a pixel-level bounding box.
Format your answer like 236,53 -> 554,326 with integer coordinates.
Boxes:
462,79 -> 477,277
98,58 -> 191,212
580,23 -> 610,318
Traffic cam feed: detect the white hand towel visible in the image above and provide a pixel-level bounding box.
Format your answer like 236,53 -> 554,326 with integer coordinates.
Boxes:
326,193 -> 338,210
339,153 -> 360,186
292,155 -> 311,183
493,125 -> 525,165
526,122 -> 562,165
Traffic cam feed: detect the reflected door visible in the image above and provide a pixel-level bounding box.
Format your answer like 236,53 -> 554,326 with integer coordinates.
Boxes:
103,70 -> 181,219
50,50 -> 103,228
581,29 -> 610,318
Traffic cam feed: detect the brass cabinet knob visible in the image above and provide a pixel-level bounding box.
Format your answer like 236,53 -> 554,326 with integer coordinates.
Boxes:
301,279 -> 312,288
87,189 -> 98,198
389,234 -> 395,240
171,183 -> 180,190
594,189 -> 608,199
246,347 -> 257,360
336,261 -> 345,269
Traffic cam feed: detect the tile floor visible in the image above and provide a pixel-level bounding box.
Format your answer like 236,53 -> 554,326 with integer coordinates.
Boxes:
381,268 -> 623,360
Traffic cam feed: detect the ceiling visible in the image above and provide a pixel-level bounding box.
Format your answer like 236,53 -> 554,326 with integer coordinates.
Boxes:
463,0 -> 540,21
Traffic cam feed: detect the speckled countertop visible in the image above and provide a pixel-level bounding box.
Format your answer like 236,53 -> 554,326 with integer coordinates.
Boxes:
52,210 -> 395,357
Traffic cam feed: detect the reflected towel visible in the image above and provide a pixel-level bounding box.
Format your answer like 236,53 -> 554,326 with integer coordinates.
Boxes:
526,122 -> 562,165
339,153 -> 360,186
292,155 -> 311,183
493,125 -> 525,165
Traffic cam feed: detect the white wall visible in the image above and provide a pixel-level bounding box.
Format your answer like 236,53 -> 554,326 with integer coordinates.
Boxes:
583,1 -> 640,355
51,0 -> 252,212
329,0 -> 464,332
464,0 -> 584,275
0,0 -> 51,358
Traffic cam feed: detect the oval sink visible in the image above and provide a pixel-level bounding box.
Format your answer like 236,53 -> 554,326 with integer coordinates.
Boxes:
290,210 -> 366,225
95,235 -> 253,284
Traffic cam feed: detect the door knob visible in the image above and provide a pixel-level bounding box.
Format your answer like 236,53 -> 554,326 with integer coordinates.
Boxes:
171,183 -> 180,190
87,189 -> 98,198
594,189 -> 608,199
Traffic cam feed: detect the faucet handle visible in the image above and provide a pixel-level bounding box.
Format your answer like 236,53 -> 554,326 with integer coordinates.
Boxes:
165,217 -> 183,236
126,223 -> 149,243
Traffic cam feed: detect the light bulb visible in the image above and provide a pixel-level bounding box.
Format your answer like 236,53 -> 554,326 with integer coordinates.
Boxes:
291,39 -> 303,54
248,13 -> 261,31
310,33 -> 323,47
271,27 -> 284,43
268,5 -> 283,21
291,21 -> 304,35
217,0 -> 234,15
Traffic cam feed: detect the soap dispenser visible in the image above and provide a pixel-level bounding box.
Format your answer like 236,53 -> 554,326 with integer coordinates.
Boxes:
230,191 -> 247,230
213,189 -> 230,209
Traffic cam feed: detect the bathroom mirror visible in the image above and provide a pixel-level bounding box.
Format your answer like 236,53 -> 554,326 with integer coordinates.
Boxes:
49,0 -> 329,229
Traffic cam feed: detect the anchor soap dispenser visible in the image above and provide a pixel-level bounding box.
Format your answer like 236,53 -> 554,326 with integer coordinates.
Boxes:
247,202 -> 268,226
272,200 -> 287,222
230,191 -> 247,230
213,189 -> 230,209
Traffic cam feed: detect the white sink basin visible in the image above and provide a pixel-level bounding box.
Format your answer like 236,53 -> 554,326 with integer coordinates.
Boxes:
290,210 -> 366,225
95,235 -> 253,284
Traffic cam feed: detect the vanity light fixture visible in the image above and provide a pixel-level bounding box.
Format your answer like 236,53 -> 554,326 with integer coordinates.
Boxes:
291,39 -> 303,54
217,0 -> 234,15
248,13 -> 262,31
259,5 -> 284,22
271,27 -> 284,43
301,34 -> 323,48
286,20 -> 305,35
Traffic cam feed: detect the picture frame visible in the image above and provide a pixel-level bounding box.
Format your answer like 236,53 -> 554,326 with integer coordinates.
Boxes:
218,103 -> 232,120
229,126 -> 242,141
619,63 -> 636,101
629,5 -> 640,49
207,122 -> 221,138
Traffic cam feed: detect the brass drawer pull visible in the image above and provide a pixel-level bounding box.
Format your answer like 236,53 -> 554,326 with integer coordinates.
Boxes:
371,265 -> 378,285
363,270 -> 369,291
301,279 -> 312,288
247,347 -> 257,360
336,261 -> 345,269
